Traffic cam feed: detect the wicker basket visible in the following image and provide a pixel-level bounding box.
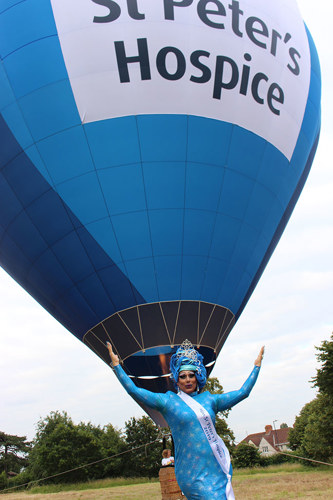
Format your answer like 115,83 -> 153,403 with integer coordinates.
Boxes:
159,467 -> 186,500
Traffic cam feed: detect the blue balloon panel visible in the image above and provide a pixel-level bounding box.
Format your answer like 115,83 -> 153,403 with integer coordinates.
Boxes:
0,1 -> 321,393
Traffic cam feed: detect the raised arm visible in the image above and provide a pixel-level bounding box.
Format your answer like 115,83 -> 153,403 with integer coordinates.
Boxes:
214,346 -> 264,413
106,342 -> 167,412
254,346 -> 265,367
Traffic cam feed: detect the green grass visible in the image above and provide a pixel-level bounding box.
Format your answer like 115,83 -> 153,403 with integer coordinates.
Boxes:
5,464 -> 332,498
1,465 -> 332,500
26,477 -> 159,495
233,463 -> 320,476
233,463 -> 310,477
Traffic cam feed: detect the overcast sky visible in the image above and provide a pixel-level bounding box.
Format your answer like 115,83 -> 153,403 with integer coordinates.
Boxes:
1,0 -> 332,445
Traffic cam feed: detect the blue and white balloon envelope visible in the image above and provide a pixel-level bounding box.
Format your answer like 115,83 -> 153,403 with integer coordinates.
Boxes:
0,0 -> 321,397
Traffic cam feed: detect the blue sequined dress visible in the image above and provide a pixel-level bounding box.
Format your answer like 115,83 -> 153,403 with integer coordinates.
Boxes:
114,364 -> 260,499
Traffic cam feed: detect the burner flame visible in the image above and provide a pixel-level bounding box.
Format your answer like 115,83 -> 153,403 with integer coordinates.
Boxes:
159,353 -> 169,375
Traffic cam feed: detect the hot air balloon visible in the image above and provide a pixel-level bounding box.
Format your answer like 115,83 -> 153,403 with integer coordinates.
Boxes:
0,0 -> 321,419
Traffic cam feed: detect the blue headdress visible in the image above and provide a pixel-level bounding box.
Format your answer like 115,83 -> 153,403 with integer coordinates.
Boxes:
170,340 -> 207,390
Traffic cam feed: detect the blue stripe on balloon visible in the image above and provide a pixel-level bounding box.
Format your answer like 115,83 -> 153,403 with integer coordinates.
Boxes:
0,0 -> 57,58
3,36 -> 66,99
0,113 -> 145,338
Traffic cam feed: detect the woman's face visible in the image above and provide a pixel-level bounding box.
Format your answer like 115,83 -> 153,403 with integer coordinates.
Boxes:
177,370 -> 197,394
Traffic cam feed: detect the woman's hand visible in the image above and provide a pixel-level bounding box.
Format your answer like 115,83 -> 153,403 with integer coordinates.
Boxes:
254,346 -> 265,367
106,341 -> 120,367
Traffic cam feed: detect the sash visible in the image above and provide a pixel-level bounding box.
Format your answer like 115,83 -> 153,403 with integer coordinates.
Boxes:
178,391 -> 235,500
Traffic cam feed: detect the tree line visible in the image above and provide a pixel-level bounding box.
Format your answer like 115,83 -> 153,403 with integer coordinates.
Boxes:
0,377 -> 235,490
0,412 -> 164,490
1,334 -> 332,490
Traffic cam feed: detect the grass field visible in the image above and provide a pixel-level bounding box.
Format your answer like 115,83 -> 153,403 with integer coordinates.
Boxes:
1,464 -> 333,499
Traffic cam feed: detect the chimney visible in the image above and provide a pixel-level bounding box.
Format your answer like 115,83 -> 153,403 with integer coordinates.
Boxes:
265,425 -> 273,434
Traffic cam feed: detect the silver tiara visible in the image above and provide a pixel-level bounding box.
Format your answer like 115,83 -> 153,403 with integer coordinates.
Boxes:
174,339 -> 199,362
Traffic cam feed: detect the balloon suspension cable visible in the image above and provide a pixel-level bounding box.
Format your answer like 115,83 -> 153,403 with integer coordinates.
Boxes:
275,451 -> 333,467
0,437 -> 163,494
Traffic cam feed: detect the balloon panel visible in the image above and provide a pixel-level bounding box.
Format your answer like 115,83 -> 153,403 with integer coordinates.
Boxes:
0,1 -> 321,393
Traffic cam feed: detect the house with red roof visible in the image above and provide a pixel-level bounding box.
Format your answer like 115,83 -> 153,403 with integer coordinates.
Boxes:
240,425 -> 292,456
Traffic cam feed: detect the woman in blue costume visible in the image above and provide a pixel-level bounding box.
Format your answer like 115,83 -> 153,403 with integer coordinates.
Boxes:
107,340 -> 264,500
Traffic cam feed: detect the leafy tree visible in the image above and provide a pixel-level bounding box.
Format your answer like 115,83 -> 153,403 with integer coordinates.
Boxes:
204,377 -> 224,395
289,400 -> 316,451
280,423 -> 289,429
0,471 -> 8,491
290,334 -> 333,463
99,424 -> 125,477
28,411 -> 105,483
290,395 -> 333,463
5,469 -> 33,491
0,432 -> 31,476
311,333 -> 333,398
122,416 -> 161,477
215,416 -> 235,453
301,395 -> 333,462
203,377 -> 235,452
232,443 -> 261,468
78,422 -> 125,477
